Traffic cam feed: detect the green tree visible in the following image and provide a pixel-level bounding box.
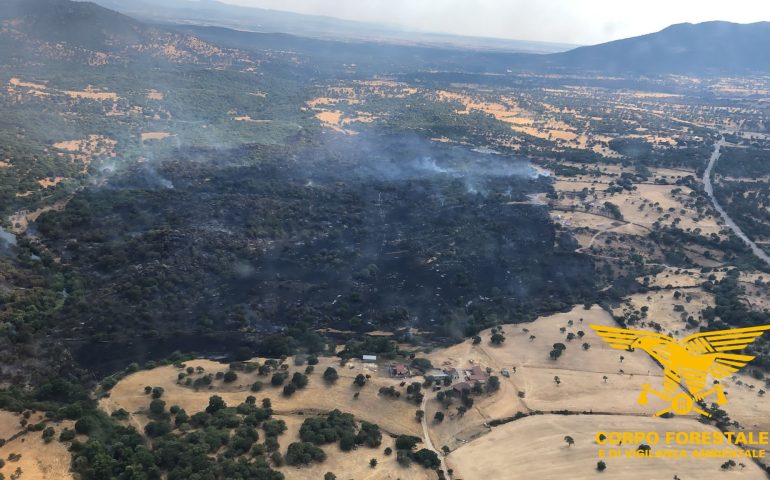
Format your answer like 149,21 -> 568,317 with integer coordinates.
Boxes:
283,384 -> 297,397
487,376 -> 500,392
323,367 -> 339,383
271,372 -> 286,386
395,435 -> 421,450
285,442 -> 327,466
205,395 -> 226,414
149,398 -> 166,416
292,372 -> 309,388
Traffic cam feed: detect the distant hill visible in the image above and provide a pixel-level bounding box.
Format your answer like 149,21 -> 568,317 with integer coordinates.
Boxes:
91,0 -> 576,53
547,21 -> 770,75
1,0 -> 145,50
5,1 -> 770,76
0,0 -> 250,66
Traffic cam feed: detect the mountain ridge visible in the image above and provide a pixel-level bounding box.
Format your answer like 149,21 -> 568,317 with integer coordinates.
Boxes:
90,0 -> 577,53
548,20 -> 770,74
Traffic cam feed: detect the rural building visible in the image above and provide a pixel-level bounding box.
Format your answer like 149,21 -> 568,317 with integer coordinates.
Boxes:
390,363 -> 409,377
445,368 -> 460,381
465,365 -> 489,384
362,355 -> 377,363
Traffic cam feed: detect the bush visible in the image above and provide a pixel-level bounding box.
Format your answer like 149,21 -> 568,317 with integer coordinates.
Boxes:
395,435 -> 421,450
42,426 -> 55,443
410,358 -> 432,371
110,409 -> 129,420
355,422 -> 382,448
59,428 -> 76,442
223,371 -> 238,383
144,420 -> 171,437
323,367 -> 338,382
205,395 -> 226,414
263,419 -> 287,437
291,372 -> 309,388
74,416 -> 97,435
285,442 -> 327,466
299,410 -> 356,446
412,448 -> 440,469
149,399 -> 166,416
282,384 -> 297,397
271,372 -> 286,386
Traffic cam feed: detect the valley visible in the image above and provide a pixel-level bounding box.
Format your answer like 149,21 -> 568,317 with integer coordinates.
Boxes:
1,1 -> 770,479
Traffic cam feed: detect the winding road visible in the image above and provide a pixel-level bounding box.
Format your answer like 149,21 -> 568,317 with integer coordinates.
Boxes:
420,395 -> 450,479
702,136 -> 770,267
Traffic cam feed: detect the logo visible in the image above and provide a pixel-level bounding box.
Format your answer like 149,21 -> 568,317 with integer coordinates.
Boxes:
591,324 -> 770,417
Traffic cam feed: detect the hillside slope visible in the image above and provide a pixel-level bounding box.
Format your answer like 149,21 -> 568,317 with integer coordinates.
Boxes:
549,21 -> 770,74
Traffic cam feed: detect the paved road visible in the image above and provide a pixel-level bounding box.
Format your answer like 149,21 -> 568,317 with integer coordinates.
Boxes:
420,394 -> 450,479
703,136 -> 770,267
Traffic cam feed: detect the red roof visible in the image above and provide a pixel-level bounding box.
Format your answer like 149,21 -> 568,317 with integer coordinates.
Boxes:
391,363 -> 409,375
467,365 -> 489,382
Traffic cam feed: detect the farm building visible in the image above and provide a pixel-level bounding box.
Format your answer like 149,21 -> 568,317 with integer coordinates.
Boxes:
390,363 -> 409,377
465,365 -> 489,384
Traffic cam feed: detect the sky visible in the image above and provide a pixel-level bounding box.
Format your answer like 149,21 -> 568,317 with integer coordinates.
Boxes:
216,0 -> 770,45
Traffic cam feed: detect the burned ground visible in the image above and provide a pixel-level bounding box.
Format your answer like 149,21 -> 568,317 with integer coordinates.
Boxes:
34,134 -> 596,368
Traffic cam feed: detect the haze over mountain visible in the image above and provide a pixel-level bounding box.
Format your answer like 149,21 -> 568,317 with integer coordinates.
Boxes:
85,0 -> 770,75
90,0 -> 577,53
549,21 -> 770,75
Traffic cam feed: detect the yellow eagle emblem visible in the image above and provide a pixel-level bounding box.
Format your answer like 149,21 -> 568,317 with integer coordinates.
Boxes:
591,324 -> 770,417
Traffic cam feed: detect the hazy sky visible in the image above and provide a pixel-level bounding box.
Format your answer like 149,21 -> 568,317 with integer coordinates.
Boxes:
216,0 -> 770,45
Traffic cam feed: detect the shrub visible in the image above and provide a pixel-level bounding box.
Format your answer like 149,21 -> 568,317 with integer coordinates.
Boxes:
285,442 -> 327,466
282,384 -> 297,397
323,367 -> 339,382
58,428 -> 75,442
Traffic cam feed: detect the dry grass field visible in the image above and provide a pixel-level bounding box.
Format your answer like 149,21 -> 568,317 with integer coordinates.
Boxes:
100,356 -> 423,438
93,298 -> 770,479
421,306 -> 693,453
447,414 -> 767,480
274,414 -> 433,480
0,411 -> 75,480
